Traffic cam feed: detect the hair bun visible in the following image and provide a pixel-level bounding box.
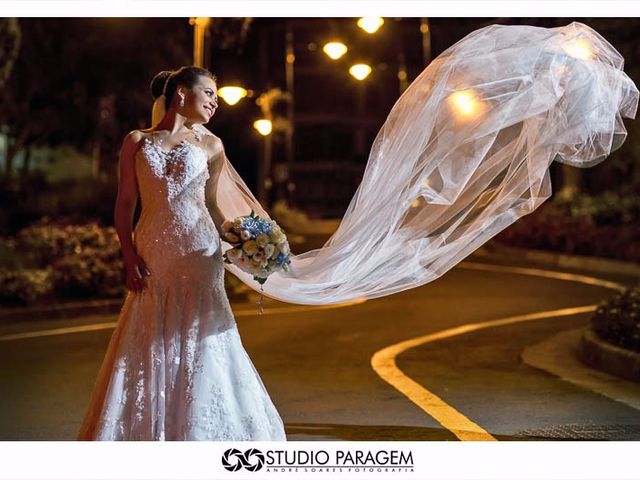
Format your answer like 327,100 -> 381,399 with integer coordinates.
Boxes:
150,70 -> 173,100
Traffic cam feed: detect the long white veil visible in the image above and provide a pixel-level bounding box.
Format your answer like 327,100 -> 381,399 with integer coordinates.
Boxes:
153,22 -> 639,306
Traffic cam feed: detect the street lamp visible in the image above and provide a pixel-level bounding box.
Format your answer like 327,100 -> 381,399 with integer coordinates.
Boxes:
562,37 -> 593,60
189,17 -> 210,67
323,41 -> 348,60
357,17 -> 384,34
447,89 -> 485,120
349,63 -> 372,81
218,86 -> 248,106
253,119 -> 273,136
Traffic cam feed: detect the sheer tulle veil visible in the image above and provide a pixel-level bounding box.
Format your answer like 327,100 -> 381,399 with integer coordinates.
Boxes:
150,22 -> 639,306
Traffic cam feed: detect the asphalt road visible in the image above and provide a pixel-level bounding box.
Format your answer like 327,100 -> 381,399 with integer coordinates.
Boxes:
1,258 -> 639,441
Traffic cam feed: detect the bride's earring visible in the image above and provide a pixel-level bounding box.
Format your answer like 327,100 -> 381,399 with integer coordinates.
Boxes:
179,97 -> 185,108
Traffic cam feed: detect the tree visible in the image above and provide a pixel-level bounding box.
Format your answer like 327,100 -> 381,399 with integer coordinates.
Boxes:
0,18 -> 20,92
0,18 -> 192,179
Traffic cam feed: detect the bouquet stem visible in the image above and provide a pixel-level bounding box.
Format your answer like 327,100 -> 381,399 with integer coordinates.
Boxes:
257,284 -> 265,315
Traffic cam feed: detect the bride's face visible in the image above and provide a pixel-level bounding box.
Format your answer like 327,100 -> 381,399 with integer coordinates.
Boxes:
184,76 -> 218,124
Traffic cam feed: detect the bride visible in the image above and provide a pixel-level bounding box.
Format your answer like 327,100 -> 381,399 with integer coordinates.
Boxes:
77,66 -> 287,441
78,21 -> 637,441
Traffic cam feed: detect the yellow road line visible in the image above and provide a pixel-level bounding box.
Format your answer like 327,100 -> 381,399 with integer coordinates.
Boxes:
372,305 -> 598,441
371,262 -> 627,441
460,261 -> 627,292
0,298 -> 366,342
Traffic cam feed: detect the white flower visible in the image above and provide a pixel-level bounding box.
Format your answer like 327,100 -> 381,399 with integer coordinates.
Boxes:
269,229 -> 286,243
240,229 -> 252,241
278,242 -> 290,256
264,244 -> 275,258
256,233 -> 270,248
242,240 -> 259,255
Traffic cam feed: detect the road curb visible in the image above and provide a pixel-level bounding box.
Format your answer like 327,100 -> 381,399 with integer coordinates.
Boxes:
521,327 -> 640,411
0,298 -> 125,323
579,329 -> 640,383
0,290 -> 249,323
475,242 -> 640,278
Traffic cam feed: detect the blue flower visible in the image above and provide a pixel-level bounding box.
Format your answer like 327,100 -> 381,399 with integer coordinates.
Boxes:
241,216 -> 273,237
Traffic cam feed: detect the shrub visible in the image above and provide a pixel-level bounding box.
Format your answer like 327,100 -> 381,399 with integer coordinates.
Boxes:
0,269 -> 54,306
496,192 -> 640,262
590,286 -> 640,352
1,219 -> 247,306
1,220 -> 125,304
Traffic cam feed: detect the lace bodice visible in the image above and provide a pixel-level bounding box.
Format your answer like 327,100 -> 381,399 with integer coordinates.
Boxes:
133,131 -> 219,260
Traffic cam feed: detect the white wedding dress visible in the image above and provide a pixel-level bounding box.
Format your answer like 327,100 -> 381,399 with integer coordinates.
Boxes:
77,131 -> 286,441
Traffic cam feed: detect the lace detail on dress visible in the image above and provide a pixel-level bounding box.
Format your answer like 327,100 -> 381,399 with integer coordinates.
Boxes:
76,130 -> 286,441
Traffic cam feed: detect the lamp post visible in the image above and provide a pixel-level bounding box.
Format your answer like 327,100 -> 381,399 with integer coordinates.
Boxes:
420,18 -> 432,67
189,17 -> 210,67
349,63 -> 372,159
255,88 -> 292,205
254,119 -> 273,204
284,21 -> 295,190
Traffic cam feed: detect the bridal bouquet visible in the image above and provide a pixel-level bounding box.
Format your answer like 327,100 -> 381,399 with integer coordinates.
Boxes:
221,211 -> 292,285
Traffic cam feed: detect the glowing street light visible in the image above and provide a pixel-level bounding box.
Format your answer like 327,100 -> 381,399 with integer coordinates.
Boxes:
189,17 -> 210,67
349,63 -> 372,81
323,41 -> 348,60
218,86 -> 248,106
254,119 -> 273,136
447,89 -> 484,120
562,37 -> 594,60
357,17 -> 384,34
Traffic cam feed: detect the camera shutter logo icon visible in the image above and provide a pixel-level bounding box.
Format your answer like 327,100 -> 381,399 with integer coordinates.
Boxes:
222,448 -> 265,472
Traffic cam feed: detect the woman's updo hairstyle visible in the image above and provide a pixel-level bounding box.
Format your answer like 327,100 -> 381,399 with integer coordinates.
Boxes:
160,66 -> 217,110
150,70 -> 172,100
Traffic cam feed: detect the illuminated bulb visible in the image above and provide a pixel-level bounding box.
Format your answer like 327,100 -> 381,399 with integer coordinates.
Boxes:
253,119 -> 272,136
357,17 -> 384,34
218,86 -> 248,106
562,37 -> 593,60
323,42 -> 348,60
448,89 -> 481,118
349,63 -> 372,81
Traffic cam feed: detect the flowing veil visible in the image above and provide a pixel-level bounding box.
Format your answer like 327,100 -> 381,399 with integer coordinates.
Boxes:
153,22 -> 639,306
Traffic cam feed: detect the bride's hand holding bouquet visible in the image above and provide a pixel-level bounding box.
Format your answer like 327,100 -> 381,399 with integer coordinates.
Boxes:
221,211 -> 292,286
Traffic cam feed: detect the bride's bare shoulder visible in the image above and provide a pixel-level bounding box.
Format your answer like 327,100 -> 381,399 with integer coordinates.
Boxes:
199,130 -> 225,160
124,129 -> 152,145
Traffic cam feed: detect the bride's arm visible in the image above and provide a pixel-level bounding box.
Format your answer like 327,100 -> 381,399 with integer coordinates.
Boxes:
114,131 -> 142,261
114,130 -> 151,292
203,134 -> 228,238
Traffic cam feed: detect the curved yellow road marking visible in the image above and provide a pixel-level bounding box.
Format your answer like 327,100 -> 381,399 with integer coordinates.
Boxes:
0,298 -> 366,342
460,261 -> 627,292
371,262 -> 628,441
